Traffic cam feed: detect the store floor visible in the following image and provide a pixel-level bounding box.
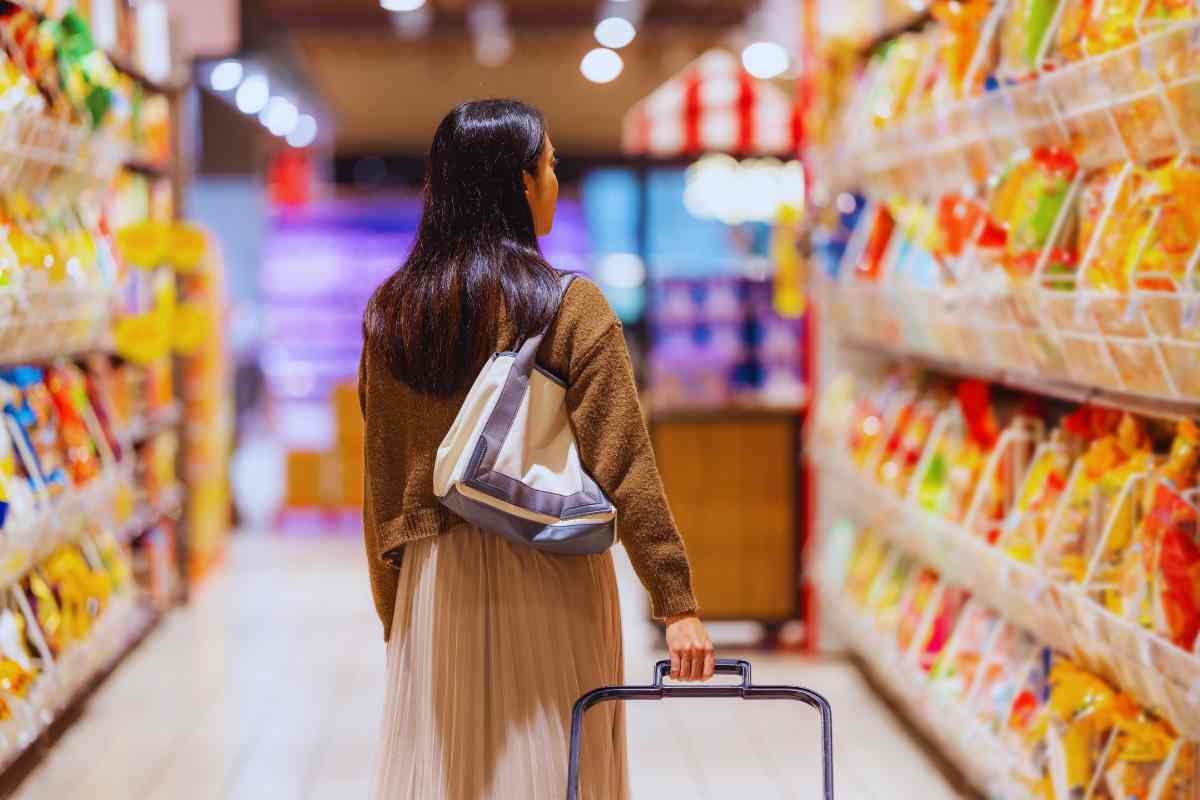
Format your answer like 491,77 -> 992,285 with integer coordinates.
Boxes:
9,534 -> 964,800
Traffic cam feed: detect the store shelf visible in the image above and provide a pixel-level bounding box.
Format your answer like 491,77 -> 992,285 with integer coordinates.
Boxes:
119,483 -> 185,545
823,275 -> 1200,419
0,595 -> 158,773
124,401 -> 183,446
105,50 -> 180,95
813,445 -> 1200,741
0,107 -> 125,187
0,287 -> 115,367
123,159 -> 170,179
840,336 -> 1200,421
0,467 -> 130,592
821,588 -> 1028,799
810,22 -> 1200,195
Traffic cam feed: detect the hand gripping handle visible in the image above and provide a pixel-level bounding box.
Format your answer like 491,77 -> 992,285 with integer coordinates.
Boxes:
566,659 -> 833,800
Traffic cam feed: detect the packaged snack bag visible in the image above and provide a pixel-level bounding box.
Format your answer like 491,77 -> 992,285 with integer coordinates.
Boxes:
1080,164 -> 1145,292
878,396 -> 944,496
1110,420 -> 1200,629
1042,661 -> 1124,798
915,585 -> 968,672
972,623 -> 1039,733
845,529 -> 891,606
1101,707 -> 1178,800
854,205 -> 896,281
24,572 -> 63,656
931,0 -> 994,98
0,368 -> 69,499
896,568 -> 940,654
1129,157 -> 1200,292
1046,414 -> 1152,583
46,362 -> 101,486
1004,436 -> 1073,563
916,381 -> 998,524
870,556 -> 916,635
1000,0 -> 1063,77
930,603 -> 1001,699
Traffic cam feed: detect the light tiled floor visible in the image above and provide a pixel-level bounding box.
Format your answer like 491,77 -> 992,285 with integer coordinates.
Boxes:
9,534 -> 965,799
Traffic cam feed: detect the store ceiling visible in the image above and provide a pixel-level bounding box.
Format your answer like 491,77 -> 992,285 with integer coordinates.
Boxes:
245,0 -> 765,158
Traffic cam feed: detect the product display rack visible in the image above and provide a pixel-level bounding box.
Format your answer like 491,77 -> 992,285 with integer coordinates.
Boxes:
805,2 -> 1200,797
0,1 -> 203,781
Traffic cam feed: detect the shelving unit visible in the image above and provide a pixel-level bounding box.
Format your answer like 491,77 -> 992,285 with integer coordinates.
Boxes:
804,2 -> 1200,796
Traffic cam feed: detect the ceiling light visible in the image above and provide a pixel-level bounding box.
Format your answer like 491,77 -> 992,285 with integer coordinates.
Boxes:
261,96 -> 299,136
580,48 -> 623,84
594,17 -> 636,49
741,41 -> 789,79
381,0 -> 425,10
235,74 -> 270,114
288,115 -> 318,148
209,60 -> 243,92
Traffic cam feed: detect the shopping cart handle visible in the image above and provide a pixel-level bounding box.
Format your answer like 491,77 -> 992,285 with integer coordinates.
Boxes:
566,659 -> 834,800
653,658 -> 751,688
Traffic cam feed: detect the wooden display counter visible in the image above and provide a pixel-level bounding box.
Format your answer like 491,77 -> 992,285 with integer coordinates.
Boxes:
650,405 -> 804,622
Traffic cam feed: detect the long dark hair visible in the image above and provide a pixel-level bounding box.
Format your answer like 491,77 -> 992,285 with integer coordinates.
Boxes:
364,99 -> 560,397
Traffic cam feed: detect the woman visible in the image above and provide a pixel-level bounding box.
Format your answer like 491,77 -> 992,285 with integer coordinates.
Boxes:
360,99 -> 713,800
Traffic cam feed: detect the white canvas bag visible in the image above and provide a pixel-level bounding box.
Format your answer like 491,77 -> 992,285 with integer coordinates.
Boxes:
433,274 -> 617,554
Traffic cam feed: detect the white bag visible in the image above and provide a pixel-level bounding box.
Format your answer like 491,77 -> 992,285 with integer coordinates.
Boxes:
433,275 -> 617,554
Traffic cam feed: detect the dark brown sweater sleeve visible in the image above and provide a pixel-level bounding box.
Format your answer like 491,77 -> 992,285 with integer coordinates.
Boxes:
565,316 -> 698,619
359,346 -> 400,640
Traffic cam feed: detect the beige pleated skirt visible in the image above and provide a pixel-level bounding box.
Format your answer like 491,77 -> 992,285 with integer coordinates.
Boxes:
371,524 -> 629,800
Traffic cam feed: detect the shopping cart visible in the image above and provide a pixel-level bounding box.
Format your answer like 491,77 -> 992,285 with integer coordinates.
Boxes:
566,658 -> 834,799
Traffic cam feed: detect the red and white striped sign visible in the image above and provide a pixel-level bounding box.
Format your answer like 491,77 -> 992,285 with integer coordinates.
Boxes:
622,49 -> 801,158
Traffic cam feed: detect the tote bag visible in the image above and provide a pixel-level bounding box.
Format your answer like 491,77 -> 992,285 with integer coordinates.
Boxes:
433,274 -> 617,554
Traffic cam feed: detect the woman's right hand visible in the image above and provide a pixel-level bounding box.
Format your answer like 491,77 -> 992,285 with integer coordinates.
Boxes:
664,612 -> 714,681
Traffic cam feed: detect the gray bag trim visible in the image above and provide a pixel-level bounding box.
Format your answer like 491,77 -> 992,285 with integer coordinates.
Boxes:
441,487 -> 615,555
460,273 -> 616,521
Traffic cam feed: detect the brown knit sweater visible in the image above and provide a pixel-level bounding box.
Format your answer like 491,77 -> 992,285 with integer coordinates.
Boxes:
358,276 -> 698,641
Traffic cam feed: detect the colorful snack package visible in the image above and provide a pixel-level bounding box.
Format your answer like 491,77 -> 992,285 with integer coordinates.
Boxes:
878,396 -> 944,496
1101,707 -> 1178,800
930,603 -> 1001,699
1079,164 -> 1145,292
915,585 -> 968,672
931,0 -> 994,98
916,381 -> 998,524
1000,0 -> 1063,77
853,204 -> 896,282
1042,661 -> 1124,798
24,572 -> 63,657
0,368 -> 69,499
45,362 -> 101,486
1129,156 -> 1200,292
1004,436 -> 1073,563
844,528 -> 891,606
1046,414 -> 1152,583
896,568 -> 940,654
1110,419 -> 1200,627
971,623 -> 1039,733
1143,480 -> 1200,652
869,555 -> 916,635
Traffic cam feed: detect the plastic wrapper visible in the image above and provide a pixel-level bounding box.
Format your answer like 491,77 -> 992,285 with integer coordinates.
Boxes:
1005,439 -> 1074,563
1000,0 -> 1063,77
844,529 -> 892,607
1106,420 -> 1200,635
45,362 -> 101,487
0,367 -> 69,499
930,603 -> 1001,699
1045,414 -> 1152,583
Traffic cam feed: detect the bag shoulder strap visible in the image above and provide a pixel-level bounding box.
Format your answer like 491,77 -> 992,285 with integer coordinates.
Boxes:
513,272 -> 577,374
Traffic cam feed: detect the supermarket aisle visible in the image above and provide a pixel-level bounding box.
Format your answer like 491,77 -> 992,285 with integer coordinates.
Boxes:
8,535 -> 964,800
